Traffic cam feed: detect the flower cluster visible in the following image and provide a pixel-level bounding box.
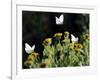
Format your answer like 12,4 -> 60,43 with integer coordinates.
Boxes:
24,32 -> 89,68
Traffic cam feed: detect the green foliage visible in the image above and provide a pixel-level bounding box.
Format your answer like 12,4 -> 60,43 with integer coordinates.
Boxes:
24,32 -> 89,68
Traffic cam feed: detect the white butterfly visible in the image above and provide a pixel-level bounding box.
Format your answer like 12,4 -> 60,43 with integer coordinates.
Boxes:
55,14 -> 64,25
71,34 -> 78,42
25,43 -> 35,54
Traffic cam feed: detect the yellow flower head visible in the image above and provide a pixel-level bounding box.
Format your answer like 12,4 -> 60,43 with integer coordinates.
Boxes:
83,33 -> 89,40
45,38 -> 52,43
74,43 -> 83,51
54,33 -> 62,37
24,60 -> 33,67
64,31 -> 69,37
42,38 -> 52,46
40,63 -> 47,68
27,54 -> 34,61
31,52 -> 39,58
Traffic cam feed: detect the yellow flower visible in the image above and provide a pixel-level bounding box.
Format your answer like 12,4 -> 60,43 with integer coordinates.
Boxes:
31,52 -> 39,58
40,63 -> 47,68
27,54 -> 34,61
45,38 -> 52,43
64,31 -> 69,37
74,43 -> 83,51
42,38 -> 52,46
64,31 -> 69,34
54,33 -> 62,37
83,34 -> 89,40
24,60 -> 33,67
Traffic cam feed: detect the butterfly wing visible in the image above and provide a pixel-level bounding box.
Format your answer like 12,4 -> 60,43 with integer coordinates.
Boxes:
71,34 -> 75,42
71,34 -> 78,42
25,43 -> 34,54
55,14 -> 64,25
32,45 -> 35,51
55,17 -> 59,24
76,37 -> 79,42
59,14 -> 64,24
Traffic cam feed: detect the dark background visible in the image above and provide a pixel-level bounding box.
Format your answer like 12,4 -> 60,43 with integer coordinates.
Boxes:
22,11 -> 89,68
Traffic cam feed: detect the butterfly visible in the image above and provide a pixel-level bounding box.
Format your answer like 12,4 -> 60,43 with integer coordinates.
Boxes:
25,43 -> 35,54
55,14 -> 64,25
71,34 -> 78,42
